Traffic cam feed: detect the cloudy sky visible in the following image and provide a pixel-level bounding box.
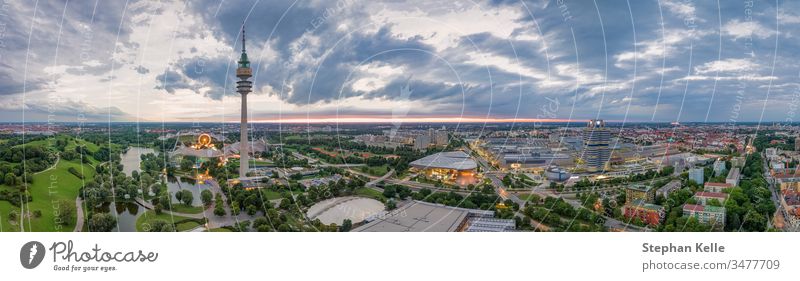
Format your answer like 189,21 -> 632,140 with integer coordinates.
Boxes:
1,0 -> 798,123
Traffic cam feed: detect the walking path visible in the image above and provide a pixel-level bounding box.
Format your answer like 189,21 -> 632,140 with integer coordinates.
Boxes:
73,197 -> 84,232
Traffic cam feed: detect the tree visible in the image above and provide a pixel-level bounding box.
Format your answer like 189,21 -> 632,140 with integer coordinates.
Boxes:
201,190 -> 213,207
386,199 -> 397,210
56,200 -> 75,226
4,172 -> 14,186
148,220 -> 174,232
88,213 -> 117,232
231,201 -> 241,216
214,204 -> 226,216
246,205 -> 257,215
340,219 -> 352,232
176,190 -> 193,206
252,217 -> 272,231
382,185 -> 397,198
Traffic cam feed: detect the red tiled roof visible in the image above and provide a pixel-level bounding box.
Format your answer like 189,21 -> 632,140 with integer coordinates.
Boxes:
704,182 -> 732,187
696,192 -> 728,199
683,204 -> 704,212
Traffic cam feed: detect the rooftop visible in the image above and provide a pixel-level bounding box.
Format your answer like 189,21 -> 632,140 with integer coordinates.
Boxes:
726,167 -> 740,180
704,182 -> 733,187
695,191 -> 728,199
626,199 -> 663,211
683,204 -> 725,213
354,201 -> 493,232
409,151 -> 478,171
626,184 -> 655,192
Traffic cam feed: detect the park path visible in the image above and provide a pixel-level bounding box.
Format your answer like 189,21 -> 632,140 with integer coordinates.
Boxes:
34,155 -> 60,175
73,197 -> 84,232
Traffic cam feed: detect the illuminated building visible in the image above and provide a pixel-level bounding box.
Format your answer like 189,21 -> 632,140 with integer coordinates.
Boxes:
409,151 -> 478,186
582,119 -> 610,172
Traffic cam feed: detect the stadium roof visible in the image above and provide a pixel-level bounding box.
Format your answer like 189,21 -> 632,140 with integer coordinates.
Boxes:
409,151 -> 477,171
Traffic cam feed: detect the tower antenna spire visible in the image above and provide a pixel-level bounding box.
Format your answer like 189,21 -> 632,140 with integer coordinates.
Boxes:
241,23 -> 246,52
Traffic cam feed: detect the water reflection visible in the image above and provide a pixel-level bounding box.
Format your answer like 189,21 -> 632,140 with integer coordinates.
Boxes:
93,201 -> 141,232
165,176 -> 210,206
120,147 -> 156,176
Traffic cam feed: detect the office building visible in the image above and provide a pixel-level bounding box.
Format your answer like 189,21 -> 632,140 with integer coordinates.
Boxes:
582,119 -> 611,172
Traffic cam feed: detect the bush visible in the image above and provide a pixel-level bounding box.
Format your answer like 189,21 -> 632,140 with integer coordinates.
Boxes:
68,167 -> 84,179
201,190 -> 213,207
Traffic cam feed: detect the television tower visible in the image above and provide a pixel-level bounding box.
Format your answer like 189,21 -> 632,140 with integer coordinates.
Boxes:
236,25 -> 252,179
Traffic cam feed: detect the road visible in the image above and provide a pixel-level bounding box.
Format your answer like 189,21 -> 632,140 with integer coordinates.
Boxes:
365,169 -> 395,187
486,173 -> 526,207
292,152 -> 318,164
761,152 -> 785,230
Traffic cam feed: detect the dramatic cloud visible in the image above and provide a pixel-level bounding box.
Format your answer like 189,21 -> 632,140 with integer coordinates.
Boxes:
0,0 -> 797,122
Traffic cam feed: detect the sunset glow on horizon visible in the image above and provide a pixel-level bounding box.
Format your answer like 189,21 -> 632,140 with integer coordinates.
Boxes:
247,116 -> 586,124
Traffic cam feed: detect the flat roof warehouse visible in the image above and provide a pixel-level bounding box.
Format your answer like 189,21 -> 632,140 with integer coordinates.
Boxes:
354,201 -> 514,232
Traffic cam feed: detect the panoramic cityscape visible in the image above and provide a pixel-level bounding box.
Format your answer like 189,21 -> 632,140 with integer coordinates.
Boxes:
0,0 -> 798,234
0,120 -> 794,232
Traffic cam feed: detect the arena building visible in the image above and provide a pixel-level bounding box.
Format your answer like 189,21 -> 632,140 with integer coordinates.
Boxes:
409,151 -> 478,186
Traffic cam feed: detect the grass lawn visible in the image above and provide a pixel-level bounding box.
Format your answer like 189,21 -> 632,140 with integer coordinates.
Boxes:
64,137 -> 101,153
0,201 -> 20,232
354,188 -> 387,202
252,160 -> 273,166
4,159 -> 97,232
135,210 -> 193,232
170,204 -> 205,214
176,221 -> 201,231
516,193 -> 542,201
263,190 -> 283,200
361,165 -> 389,177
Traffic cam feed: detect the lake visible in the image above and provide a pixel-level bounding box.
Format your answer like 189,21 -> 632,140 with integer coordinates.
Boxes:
165,176 -> 211,206
93,202 -> 142,232
120,147 -> 156,176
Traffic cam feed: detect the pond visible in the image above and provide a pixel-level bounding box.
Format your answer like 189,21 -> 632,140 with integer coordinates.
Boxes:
120,147 -> 156,176
93,202 -> 142,232
164,176 -> 212,206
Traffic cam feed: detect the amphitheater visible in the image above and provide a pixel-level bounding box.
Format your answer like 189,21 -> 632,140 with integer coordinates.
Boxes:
306,196 -> 385,225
